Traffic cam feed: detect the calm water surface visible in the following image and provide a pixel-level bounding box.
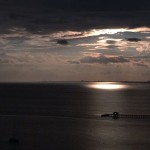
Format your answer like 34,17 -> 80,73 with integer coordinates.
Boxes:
0,82 -> 150,150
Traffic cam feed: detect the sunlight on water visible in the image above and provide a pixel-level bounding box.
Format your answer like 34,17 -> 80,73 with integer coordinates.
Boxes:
87,82 -> 128,90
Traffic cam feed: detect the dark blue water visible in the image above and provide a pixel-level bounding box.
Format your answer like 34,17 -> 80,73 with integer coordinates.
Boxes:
0,82 -> 150,150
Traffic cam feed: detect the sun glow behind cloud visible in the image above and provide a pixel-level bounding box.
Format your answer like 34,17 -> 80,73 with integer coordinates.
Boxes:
85,27 -> 150,37
47,27 -> 150,40
86,28 -> 128,36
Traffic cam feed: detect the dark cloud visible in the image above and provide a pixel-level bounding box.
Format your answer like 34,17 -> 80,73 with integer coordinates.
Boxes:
135,55 -> 150,59
95,49 -> 124,55
46,0 -> 150,11
8,13 -> 28,20
67,60 -> 80,64
134,62 -> 149,67
3,36 -> 30,41
106,40 -> 117,44
106,45 -> 119,49
1,0 -> 150,11
79,55 -> 129,64
0,0 -> 150,34
125,55 -> 150,65
57,39 -> 68,45
125,38 -> 141,42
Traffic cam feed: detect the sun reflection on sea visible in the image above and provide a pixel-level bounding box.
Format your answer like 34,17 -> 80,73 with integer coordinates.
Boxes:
87,82 -> 128,90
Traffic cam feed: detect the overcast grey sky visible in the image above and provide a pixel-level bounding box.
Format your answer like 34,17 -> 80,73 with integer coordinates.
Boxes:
0,0 -> 150,81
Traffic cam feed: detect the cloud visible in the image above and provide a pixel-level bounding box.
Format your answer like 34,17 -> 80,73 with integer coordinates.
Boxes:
125,55 -> 150,67
0,2 -> 150,35
134,62 -> 149,67
79,55 -> 129,64
125,38 -> 141,42
134,55 -> 150,59
0,0 -> 150,12
57,39 -> 68,45
136,41 -> 150,52
95,49 -> 124,56
67,60 -> 80,64
0,51 -> 60,65
106,40 -> 117,44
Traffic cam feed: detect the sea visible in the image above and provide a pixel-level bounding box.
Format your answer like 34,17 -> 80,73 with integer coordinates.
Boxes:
0,82 -> 150,150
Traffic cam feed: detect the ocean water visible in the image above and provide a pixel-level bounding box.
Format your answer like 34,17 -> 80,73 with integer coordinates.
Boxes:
0,82 -> 150,150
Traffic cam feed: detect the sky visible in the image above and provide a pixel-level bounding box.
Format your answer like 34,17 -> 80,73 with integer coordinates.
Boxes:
0,0 -> 150,82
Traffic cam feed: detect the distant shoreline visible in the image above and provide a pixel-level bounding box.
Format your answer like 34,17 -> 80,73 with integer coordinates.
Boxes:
0,81 -> 150,84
